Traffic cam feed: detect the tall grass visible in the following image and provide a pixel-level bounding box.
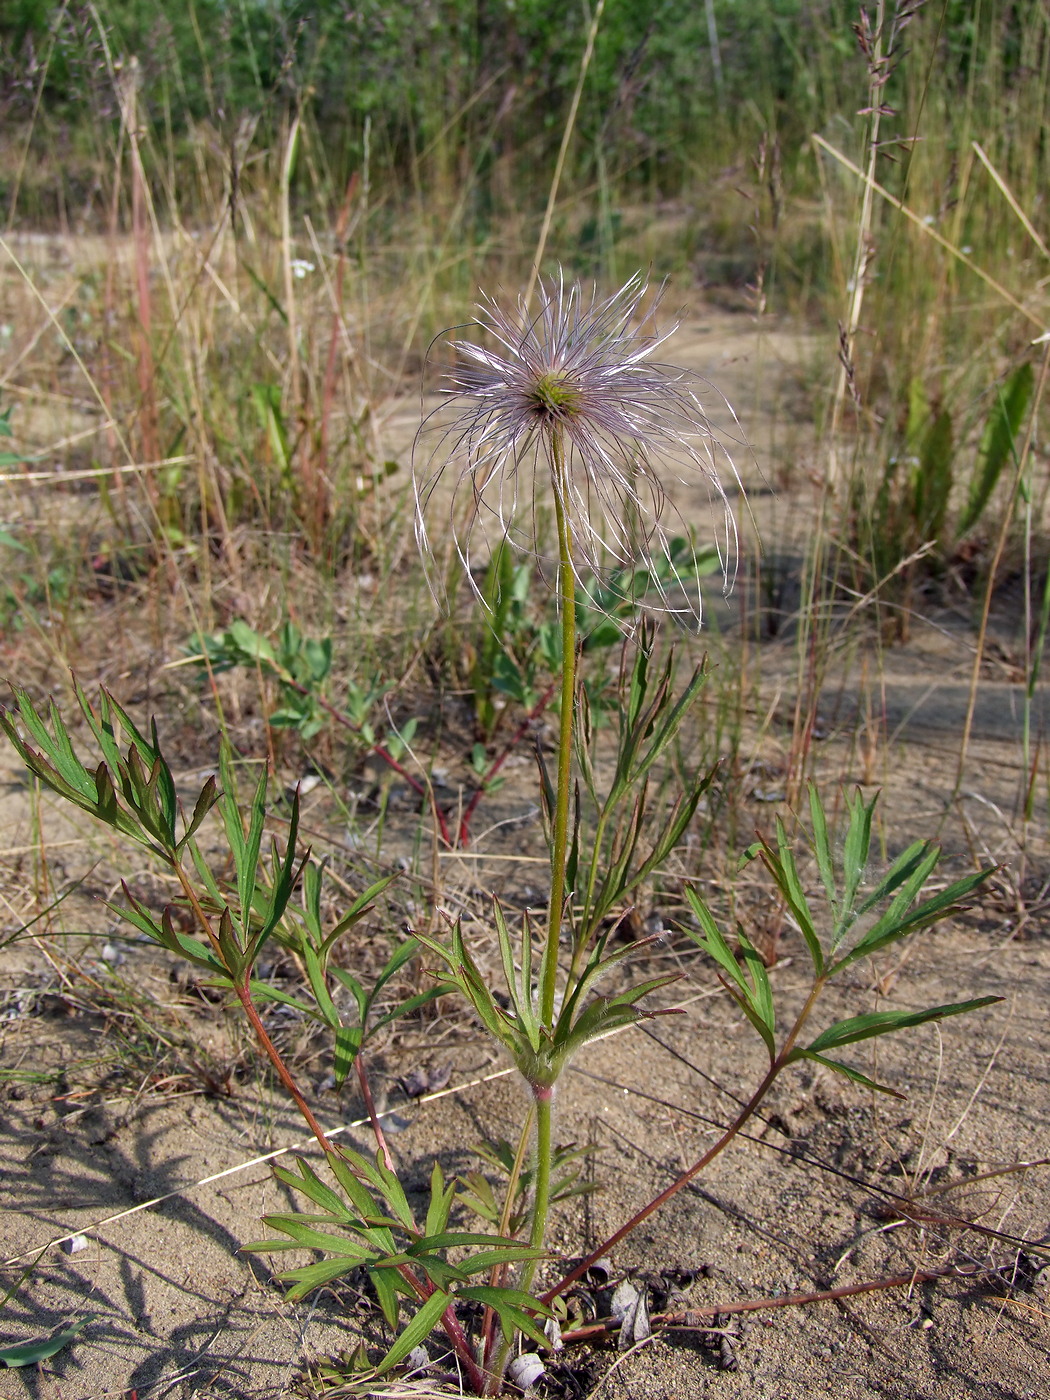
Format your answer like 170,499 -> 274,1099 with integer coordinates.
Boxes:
0,0 -> 1047,804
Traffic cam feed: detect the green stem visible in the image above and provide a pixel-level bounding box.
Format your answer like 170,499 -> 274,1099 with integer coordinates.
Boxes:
491,431 -> 574,1395
540,428 -> 576,1026
487,1087 -> 553,1394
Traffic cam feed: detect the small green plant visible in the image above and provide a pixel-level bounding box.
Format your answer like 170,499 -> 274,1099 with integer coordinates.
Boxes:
855,361 -> 1035,635
0,275 -> 1000,1396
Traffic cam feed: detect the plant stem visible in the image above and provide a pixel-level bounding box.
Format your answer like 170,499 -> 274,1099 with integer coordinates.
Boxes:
176,863 -> 487,1391
541,981 -> 825,1305
529,1088 -> 554,1256
540,428 -> 576,1026
486,1087 -> 552,1394
493,430 -> 574,1396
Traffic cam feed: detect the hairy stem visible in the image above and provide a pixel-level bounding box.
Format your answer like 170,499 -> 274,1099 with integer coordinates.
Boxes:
487,1088 -> 552,1393
540,428 -> 576,1025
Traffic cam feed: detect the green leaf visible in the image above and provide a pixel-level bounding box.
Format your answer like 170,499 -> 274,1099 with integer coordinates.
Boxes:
322,874 -> 398,956
425,1160 -> 455,1239
257,1215 -> 376,1258
793,1049 -> 905,1098
913,408 -> 953,541
457,1286 -> 552,1347
333,1026 -> 362,1086
839,787 -> 876,936
371,1266 -> 401,1329
273,1157 -> 350,1218
682,887 -> 775,1057
804,996 -> 1001,1055
275,1256 -> 361,1299
0,1314 -> 97,1368
851,839 -> 933,923
832,863 -> 991,973
448,1245 -> 548,1275
759,821 -> 824,975
960,361 -> 1034,535
374,1290 -> 450,1375
178,774 -> 219,850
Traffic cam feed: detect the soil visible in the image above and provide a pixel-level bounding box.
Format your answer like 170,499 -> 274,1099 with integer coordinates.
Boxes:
0,296 -> 1048,1400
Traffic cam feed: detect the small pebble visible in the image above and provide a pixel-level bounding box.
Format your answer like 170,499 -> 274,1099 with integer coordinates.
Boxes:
61,1234 -> 89,1255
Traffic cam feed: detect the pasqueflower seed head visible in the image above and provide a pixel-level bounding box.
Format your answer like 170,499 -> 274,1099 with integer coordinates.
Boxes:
414,271 -> 740,625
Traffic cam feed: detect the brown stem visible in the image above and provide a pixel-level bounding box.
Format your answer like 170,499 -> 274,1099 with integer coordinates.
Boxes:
542,981 -> 825,1305
458,680 -> 557,846
356,1053 -> 394,1173
170,860 -> 335,1155
278,677 -> 454,847
175,873 -> 486,1390
233,978 -> 336,1153
557,1264 -> 987,1344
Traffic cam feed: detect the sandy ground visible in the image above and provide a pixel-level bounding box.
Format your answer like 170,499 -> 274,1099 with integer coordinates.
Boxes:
1,302 -> 1048,1399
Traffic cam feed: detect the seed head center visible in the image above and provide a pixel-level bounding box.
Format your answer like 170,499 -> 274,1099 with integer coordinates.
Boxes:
530,370 -> 581,419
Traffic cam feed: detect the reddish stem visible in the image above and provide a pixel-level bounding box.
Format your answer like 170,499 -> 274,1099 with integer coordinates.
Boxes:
279,679 -> 453,846
557,1264 -> 986,1344
458,681 -> 557,846
356,1052 -> 394,1173
234,978 -> 336,1154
